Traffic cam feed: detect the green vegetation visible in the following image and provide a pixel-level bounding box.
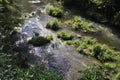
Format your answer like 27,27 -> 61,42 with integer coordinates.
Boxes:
46,35 -> 53,41
57,30 -> 74,40
46,18 -> 61,31
116,72 -> 120,80
66,37 -> 118,62
28,35 -> 53,46
0,52 -> 63,80
104,62 -> 117,70
63,0 -> 120,26
1,0 -> 120,80
46,4 -> 63,18
79,65 -> 115,80
65,16 -> 94,32
0,0 -> 63,80
66,37 -> 120,79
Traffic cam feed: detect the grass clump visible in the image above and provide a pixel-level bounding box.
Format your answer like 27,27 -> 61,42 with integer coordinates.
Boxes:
46,18 -> 61,31
46,4 -> 63,18
57,30 -> 74,40
28,35 -> 53,46
65,16 -> 94,32
72,16 -> 93,32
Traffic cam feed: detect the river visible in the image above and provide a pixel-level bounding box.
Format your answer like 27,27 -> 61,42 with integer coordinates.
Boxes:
15,0 -> 120,80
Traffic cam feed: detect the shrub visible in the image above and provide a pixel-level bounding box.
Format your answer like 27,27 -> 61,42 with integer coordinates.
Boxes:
46,4 -> 63,18
28,35 -> 53,46
57,30 -> 74,40
46,18 -> 61,31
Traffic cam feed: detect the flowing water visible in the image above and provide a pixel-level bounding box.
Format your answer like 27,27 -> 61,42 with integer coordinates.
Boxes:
16,0 -> 120,80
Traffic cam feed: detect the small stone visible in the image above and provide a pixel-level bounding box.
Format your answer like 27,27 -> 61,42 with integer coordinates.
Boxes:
83,30 -> 87,33
76,34 -> 82,38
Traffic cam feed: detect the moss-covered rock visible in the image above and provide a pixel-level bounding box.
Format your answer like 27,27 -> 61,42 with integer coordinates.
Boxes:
28,35 -> 53,46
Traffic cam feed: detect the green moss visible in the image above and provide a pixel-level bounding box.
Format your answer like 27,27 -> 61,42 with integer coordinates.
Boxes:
57,30 -> 74,40
46,4 -> 63,18
28,35 -> 53,46
46,18 -> 61,31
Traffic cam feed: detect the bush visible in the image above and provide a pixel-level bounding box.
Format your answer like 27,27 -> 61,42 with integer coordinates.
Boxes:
46,18 -> 61,31
28,35 -> 53,46
57,30 -> 74,40
46,4 -> 63,18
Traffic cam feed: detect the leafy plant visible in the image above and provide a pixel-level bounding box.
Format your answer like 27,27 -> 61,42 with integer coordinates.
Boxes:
57,30 -> 74,40
79,65 -> 112,80
46,4 -> 63,18
46,18 -> 61,31
66,16 -> 94,32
